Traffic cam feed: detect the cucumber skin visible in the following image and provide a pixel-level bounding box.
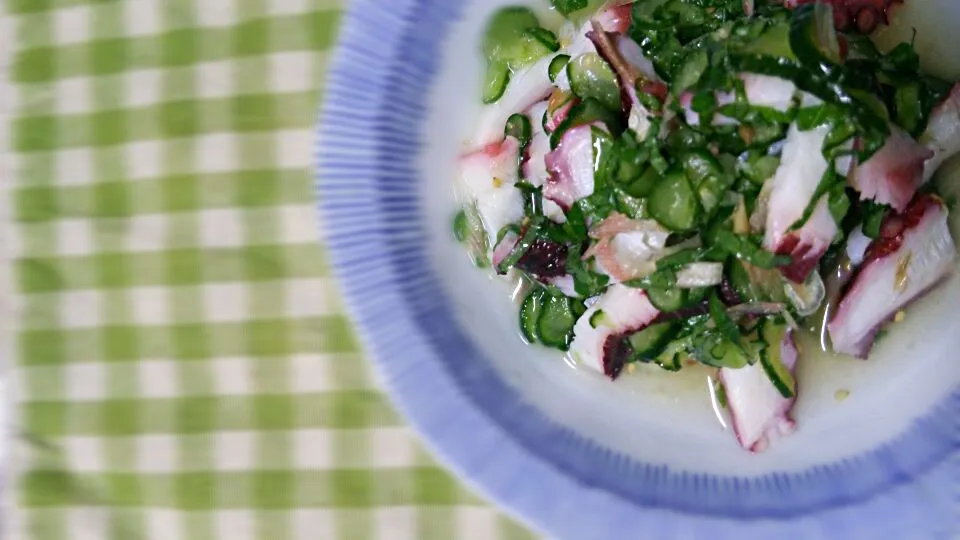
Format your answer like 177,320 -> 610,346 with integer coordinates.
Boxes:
482,63 -> 510,104
628,322 -> 682,362
647,171 -> 701,232
520,290 -> 544,343
538,295 -> 578,351
759,322 -> 796,398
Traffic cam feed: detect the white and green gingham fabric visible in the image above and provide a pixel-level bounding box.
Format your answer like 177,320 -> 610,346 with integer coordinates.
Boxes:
2,1 -> 537,538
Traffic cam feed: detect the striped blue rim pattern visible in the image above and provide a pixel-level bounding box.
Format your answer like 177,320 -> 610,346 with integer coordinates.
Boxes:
316,0 -> 959,537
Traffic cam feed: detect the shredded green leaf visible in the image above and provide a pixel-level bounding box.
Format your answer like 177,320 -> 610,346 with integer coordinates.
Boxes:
549,0 -> 588,17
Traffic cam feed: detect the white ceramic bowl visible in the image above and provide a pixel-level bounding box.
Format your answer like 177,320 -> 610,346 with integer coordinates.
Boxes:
318,2 -> 960,538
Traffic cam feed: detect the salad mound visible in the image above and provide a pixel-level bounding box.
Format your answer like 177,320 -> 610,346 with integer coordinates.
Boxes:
454,0 -> 959,452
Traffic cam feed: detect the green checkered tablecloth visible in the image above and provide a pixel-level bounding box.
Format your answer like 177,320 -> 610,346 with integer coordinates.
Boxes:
2,1 -> 537,538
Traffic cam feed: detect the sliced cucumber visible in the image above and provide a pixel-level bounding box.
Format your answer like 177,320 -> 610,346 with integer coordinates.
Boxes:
647,170 -> 701,232
519,289 -> 545,343
682,150 -> 732,215
504,113 -> 533,145
625,167 -> 661,198
549,54 -> 571,83
460,203 -> 490,268
685,286 -> 710,305
567,53 -> 621,113
453,210 -> 469,243
524,27 -> 560,53
627,321 -> 680,361
697,173 -> 731,216
484,12 -> 556,73
742,22 -> 794,60
482,8 -> 555,102
482,7 -> 540,63
894,82 -> 922,135
505,31 -> 560,71
789,3 -> 841,72
653,338 -> 686,372
738,153 -> 781,186
656,351 -> 682,372
646,287 -> 686,312
538,294 -> 578,350
692,330 -> 751,369
549,97 -> 623,148
759,321 -> 796,398
483,62 -> 510,104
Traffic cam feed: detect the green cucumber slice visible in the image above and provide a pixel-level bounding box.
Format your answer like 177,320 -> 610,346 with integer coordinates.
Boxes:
682,150 -> 732,215
656,351 -> 682,372
653,338 -> 686,372
692,330 -> 751,369
524,27 -> 560,53
459,203 -> 490,268
538,295 -> 578,350
483,10 -> 556,73
685,286 -> 710,305
549,98 -> 623,148
789,3 -> 841,72
504,31 -> 560,71
504,113 -> 533,145
549,54 -> 571,83
589,309 -> 607,329
627,322 -> 680,360
647,170 -> 701,232
567,53 -> 621,113
519,289 -> 545,343
453,210 -> 469,243
483,7 -> 540,63
738,153 -> 781,186
481,8 -> 555,100
625,167 -> 661,198
894,82 -> 922,135
742,22 -> 794,60
759,321 -> 796,398
483,62 -> 510,104
646,287 -> 686,312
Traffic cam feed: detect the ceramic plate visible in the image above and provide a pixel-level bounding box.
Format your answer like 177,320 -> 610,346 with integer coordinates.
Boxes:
317,1 -> 960,538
